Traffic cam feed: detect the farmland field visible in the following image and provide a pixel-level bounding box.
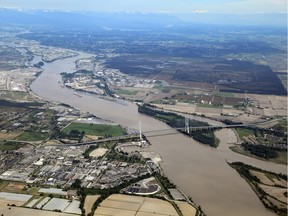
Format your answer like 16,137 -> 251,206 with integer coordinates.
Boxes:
15,131 -> 49,141
0,91 -> 36,101
38,188 -> 68,196
25,197 -> 41,208
84,195 -> 100,215
62,122 -> 125,137
42,198 -> 70,211
2,183 -> 25,193
0,206 -> 75,216
63,200 -> 82,214
89,148 -> 108,158
0,192 -> 32,202
235,128 -> 255,140
153,103 -> 197,114
35,197 -> 51,209
106,56 -> 287,95
94,194 -> 178,216
175,201 -> 197,216
0,132 -> 22,140
0,141 -> 22,150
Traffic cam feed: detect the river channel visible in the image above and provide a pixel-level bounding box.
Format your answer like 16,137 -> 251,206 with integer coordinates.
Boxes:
30,53 -> 286,216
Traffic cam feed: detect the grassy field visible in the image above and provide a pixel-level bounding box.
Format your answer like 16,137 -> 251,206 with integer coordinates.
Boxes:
0,91 -> 35,101
213,92 -> 235,97
0,181 -> 9,191
0,141 -> 22,150
62,123 -> 125,137
16,131 -> 49,141
230,146 -> 287,165
273,119 -> 288,134
114,89 -> 139,95
235,128 -> 254,140
197,103 -> 222,108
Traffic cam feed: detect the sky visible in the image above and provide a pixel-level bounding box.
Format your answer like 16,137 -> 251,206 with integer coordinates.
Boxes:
0,0 -> 287,13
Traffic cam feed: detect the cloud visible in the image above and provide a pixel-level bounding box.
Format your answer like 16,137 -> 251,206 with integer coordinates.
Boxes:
191,10 -> 209,14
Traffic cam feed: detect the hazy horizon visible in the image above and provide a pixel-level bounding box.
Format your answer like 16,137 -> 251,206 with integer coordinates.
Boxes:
0,0 -> 287,13
0,8 -> 287,27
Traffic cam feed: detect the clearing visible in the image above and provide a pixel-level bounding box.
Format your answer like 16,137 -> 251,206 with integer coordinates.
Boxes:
89,148 -> 108,158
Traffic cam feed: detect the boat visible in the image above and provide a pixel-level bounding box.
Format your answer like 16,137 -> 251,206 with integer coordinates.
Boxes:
73,92 -> 82,97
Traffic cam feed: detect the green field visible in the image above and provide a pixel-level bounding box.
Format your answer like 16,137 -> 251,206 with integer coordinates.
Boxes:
213,92 -> 235,97
0,91 -> 35,101
235,128 -> 254,140
114,89 -> 139,95
16,131 -> 49,141
273,119 -> 288,134
62,122 -> 125,137
197,103 -> 222,108
0,141 -> 22,150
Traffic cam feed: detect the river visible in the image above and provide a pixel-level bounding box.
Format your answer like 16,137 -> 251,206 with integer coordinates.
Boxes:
30,53 -> 286,216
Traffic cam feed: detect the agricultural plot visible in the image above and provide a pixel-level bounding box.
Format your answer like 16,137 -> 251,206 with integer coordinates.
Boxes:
175,201 -> 197,216
35,197 -> 51,209
89,147 -> 108,158
2,183 -> 25,193
0,206 -> 75,216
38,188 -> 68,196
195,106 -> 222,116
0,90 -> 36,101
106,55 -> 286,95
95,207 -> 135,216
0,141 -> 22,151
153,103 -> 197,114
101,199 -> 140,211
259,184 -> 287,203
0,192 -> 32,206
26,197 -> 41,208
84,195 -> 100,215
63,200 -> 82,214
94,194 -> 178,216
139,198 -> 178,216
42,198 -> 70,211
0,132 -> 22,140
0,192 -> 32,202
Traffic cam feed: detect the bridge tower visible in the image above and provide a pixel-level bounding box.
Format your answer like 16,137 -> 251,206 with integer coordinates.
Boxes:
185,117 -> 190,134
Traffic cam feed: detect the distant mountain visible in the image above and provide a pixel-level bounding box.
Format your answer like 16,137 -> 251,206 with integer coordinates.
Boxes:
176,12 -> 287,27
0,9 -> 182,29
0,8 -> 286,29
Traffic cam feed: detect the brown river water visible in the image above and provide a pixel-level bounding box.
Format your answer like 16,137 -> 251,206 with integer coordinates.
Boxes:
30,53 -> 286,216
